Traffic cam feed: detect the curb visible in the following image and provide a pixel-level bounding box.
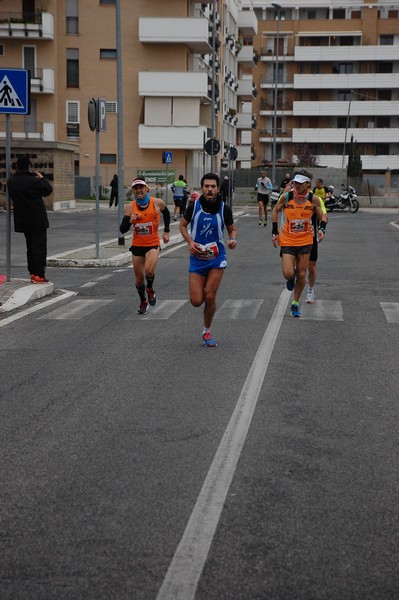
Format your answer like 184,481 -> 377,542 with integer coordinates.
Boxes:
0,281 -> 54,313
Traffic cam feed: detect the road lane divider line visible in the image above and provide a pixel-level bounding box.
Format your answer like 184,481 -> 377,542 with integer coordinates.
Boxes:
0,290 -> 77,328
156,288 -> 292,600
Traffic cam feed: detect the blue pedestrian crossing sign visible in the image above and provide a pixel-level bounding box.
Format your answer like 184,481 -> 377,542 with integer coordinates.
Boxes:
0,69 -> 30,114
162,151 -> 173,164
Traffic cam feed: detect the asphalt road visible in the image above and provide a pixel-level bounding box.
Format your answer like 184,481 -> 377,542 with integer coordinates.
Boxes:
1,207 -> 398,599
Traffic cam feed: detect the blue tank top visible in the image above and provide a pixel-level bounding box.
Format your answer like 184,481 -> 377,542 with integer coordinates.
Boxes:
190,199 -> 226,260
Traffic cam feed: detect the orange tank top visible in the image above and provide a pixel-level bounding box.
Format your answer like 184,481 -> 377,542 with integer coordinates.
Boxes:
131,197 -> 160,247
278,192 -> 314,247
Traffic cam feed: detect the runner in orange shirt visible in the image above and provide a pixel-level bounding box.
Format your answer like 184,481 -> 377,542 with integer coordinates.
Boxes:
271,171 -> 324,317
120,178 -> 170,314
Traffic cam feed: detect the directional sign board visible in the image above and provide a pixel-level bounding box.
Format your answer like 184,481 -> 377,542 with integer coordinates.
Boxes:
0,69 -> 30,114
204,138 -> 220,156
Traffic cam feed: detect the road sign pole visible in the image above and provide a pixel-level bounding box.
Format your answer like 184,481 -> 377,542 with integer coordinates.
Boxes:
95,125 -> 100,259
5,114 -> 11,281
166,164 -> 169,205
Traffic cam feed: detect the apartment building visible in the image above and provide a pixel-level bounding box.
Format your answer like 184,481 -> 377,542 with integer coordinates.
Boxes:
247,0 -> 399,184
0,0 -> 258,196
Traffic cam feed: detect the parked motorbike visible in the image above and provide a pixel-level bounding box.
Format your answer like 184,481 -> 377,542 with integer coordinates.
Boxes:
325,185 -> 360,213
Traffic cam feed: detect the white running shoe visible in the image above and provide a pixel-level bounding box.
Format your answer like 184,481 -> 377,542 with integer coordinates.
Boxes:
306,288 -> 315,304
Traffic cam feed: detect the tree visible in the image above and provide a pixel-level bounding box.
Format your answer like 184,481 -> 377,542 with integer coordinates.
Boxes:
285,143 -> 318,168
347,135 -> 363,178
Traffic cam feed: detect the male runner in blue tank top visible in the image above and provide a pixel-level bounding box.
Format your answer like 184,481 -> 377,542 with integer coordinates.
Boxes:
179,173 -> 237,347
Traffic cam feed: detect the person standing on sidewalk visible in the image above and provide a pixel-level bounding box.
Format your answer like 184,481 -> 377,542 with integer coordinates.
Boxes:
179,172 -> 237,347
120,178 -> 171,314
109,174 -> 119,207
255,170 -> 273,226
7,155 -> 53,284
271,171 -> 324,318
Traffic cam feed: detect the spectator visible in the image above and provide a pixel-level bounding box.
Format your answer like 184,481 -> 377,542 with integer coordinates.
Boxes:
109,174 -> 119,207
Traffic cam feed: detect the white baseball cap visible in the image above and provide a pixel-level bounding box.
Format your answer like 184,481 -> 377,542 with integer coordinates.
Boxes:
292,173 -> 310,184
131,178 -> 148,188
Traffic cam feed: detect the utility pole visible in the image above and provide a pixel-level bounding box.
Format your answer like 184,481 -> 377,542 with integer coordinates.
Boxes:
271,2 -> 282,186
116,0 -> 125,245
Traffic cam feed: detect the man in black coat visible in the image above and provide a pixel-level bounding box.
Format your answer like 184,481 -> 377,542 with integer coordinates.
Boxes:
7,156 -> 53,283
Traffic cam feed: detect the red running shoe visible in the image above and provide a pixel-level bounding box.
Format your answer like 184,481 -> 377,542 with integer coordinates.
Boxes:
202,331 -> 217,347
137,300 -> 149,315
31,275 -> 49,284
146,287 -> 157,306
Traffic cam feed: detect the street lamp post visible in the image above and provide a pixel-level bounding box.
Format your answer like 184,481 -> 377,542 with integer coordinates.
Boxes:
271,2 -> 282,186
210,0 -> 217,172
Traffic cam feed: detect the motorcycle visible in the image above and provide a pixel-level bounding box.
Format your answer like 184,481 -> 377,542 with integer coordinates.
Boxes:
325,185 -> 360,213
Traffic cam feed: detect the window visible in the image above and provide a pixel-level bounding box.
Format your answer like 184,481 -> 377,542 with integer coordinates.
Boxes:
66,100 -> 80,139
100,154 -> 116,164
375,143 -> 389,155
332,9 -> 345,19
351,10 -> 361,18
339,63 -> 353,74
310,63 -> 320,74
66,48 -> 79,87
376,116 -> 390,128
338,90 -> 352,101
0,44 -> 4,56
100,49 -> 117,59
380,35 -> 394,45
377,62 -> 393,73
378,89 -> 391,100
388,10 -> 398,18
337,117 -> 347,128
307,10 -> 316,19
100,0 -> 116,4
66,0 -> 79,34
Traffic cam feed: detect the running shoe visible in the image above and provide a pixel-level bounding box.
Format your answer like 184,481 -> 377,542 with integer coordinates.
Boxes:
31,275 -> 49,284
286,276 -> 295,291
259,220 -> 262,225
202,331 -> 217,347
263,220 -> 267,227
146,287 -> 157,306
137,300 -> 149,315
306,288 -> 315,304
290,303 -> 301,318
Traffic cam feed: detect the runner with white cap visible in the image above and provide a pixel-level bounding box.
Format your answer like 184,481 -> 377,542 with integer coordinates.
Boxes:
120,178 -> 171,314
271,170 -> 324,317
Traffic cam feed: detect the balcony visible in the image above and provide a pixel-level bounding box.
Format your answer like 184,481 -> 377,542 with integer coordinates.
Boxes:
259,128 -> 293,143
294,73 -> 399,90
0,121 -> 54,141
293,101 -> 399,117
237,45 -> 257,66
295,45 -> 399,63
139,72 -> 209,98
237,10 -> 258,35
138,125 -> 208,149
259,100 -> 293,115
0,12 -> 54,40
31,68 -> 55,94
260,75 -> 294,89
236,113 -> 252,129
292,127 -> 399,144
317,154 -> 399,170
237,145 -> 252,161
139,17 -> 211,53
237,79 -> 257,100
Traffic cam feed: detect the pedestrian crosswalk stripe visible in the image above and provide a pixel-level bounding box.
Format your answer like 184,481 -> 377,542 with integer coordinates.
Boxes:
380,302 -> 399,324
299,300 -> 344,321
214,299 -> 264,320
39,299 -> 114,320
125,299 -> 188,320
0,75 -> 23,109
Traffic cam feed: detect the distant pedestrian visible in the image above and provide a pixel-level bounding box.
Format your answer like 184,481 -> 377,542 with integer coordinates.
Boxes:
171,175 -> 188,221
255,170 -> 273,226
109,174 -> 118,207
7,156 -> 53,284
220,175 -> 234,204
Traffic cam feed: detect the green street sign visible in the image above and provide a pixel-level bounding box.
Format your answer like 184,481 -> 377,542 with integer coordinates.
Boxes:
137,169 -> 175,185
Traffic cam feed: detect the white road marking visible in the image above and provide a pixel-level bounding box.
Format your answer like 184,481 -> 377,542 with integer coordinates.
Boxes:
156,289 -> 291,600
80,281 -> 97,288
380,302 -> 399,323
0,290 -> 77,328
300,299 -> 344,321
39,299 -> 114,320
215,299 -> 264,320
125,299 -> 188,320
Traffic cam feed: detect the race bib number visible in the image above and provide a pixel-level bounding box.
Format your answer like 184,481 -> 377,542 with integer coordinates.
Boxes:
194,242 -> 219,260
134,221 -> 154,236
289,219 -> 310,234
